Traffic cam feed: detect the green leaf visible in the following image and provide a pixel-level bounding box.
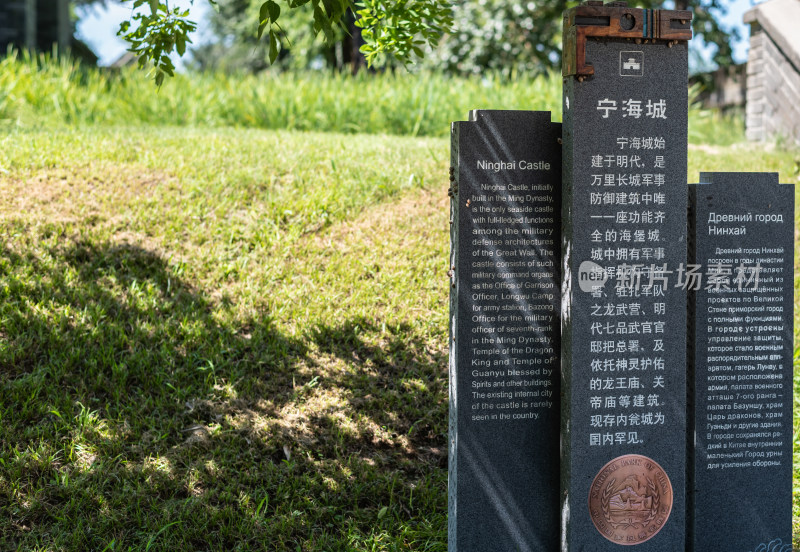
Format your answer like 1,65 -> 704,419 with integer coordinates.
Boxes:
257,2 -> 270,39
268,30 -> 279,64
176,36 -> 186,56
148,0 -> 159,13
377,506 -> 388,519
259,2 -> 270,24
266,0 -> 281,22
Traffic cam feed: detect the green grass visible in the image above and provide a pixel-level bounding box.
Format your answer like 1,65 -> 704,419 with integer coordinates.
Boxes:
0,51 -> 742,143
0,125 -> 450,550
0,51 -> 561,137
0,123 -> 797,550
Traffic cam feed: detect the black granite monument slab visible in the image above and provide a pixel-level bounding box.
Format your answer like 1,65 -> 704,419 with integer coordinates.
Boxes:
449,110 -> 561,551
560,3 -> 692,550
689,172 -> 794,552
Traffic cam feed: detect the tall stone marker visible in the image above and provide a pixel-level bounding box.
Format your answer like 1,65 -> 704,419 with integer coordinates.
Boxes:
561,3 -> 692,549
449,110 -> 561,551
689,172 -> 794,552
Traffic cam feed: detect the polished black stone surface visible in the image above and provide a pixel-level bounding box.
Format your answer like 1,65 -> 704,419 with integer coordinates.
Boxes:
561,40 -> 688,551
689,172 -> 794,552
449,110 -> 561,551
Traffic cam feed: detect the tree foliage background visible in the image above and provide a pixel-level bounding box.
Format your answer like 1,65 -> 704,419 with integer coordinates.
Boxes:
82,0 -> 741,80
420,0 -> 739,76
191,0 -> 355,73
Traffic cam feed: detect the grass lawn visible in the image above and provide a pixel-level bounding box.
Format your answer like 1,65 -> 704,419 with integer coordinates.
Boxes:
0,124 -> 798,550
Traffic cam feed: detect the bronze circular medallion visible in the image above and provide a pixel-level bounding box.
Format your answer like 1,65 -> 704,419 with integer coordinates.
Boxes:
588,454 -> 673,546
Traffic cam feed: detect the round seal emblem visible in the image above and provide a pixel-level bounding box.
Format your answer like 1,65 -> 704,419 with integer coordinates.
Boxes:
588,454 -> 673,546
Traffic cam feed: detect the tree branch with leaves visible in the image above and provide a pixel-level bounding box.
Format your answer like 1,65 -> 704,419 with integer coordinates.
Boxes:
116,0 -> 738,85
117,0 -> 453,84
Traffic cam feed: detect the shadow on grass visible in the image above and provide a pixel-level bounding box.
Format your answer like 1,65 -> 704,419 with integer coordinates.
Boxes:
308,318 -> 448,462
0,238 -> 447,550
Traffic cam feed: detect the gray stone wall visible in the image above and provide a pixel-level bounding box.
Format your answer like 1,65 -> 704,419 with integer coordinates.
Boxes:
746,24 -> 800,144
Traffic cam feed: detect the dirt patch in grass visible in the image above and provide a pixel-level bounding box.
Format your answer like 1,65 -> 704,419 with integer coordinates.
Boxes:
314,186 -> 447,253
0,165 -> 175,224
